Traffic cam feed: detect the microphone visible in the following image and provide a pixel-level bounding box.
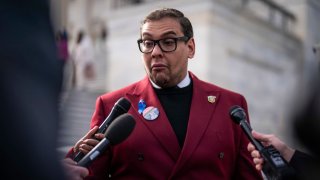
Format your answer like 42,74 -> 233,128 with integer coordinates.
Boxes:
77,113 -> 136,167
229,105 -> 295,180
74,97 -> 131,162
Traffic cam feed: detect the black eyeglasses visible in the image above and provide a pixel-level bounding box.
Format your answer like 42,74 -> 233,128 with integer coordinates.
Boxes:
137,36 -> 190,53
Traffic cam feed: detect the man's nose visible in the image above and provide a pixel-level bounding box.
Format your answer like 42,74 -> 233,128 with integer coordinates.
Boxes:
151,43 -> 163,57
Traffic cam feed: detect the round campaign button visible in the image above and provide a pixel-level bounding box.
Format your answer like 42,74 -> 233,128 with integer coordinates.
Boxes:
142,106 -> 159,121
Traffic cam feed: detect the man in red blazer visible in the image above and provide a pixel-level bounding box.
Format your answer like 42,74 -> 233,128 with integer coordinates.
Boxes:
67,8 -> 262,179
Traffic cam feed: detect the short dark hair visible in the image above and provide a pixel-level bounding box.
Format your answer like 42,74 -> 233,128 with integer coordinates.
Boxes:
141,8 -> 193,38
76,30 -> 85,44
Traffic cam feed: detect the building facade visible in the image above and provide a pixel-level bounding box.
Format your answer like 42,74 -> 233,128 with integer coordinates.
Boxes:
57,0 -> 319,151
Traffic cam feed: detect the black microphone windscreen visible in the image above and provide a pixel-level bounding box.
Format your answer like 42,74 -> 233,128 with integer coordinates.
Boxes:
104,113 -> 136,145
229,105 -> 246,124
116,97 -> 131,112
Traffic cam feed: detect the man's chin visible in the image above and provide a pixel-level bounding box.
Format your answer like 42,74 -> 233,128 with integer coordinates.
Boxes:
152,73 -> 169,88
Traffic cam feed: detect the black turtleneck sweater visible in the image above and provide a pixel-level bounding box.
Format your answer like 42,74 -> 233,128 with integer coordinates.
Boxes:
154,81 -> 193,148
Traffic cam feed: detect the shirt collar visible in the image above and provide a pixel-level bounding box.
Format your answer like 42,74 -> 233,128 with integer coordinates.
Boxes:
150,72 -> 191,89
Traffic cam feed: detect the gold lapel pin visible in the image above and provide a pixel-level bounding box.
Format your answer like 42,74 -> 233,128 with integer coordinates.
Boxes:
207,96 -> 216,104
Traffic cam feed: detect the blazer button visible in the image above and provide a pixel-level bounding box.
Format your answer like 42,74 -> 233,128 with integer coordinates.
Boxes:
219,152 -> 224,159
137,153 -> 144,161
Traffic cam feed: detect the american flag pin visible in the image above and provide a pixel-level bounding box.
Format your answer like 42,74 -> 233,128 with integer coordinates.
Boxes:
207,96 -> 216,104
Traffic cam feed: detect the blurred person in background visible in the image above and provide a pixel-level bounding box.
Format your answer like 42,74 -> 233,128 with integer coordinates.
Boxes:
0,0 -> 88,179
56,29 -> 70,65
293,42 -> 320,179
56,29 -> 74,92
71,30 -> 96,91
247,43 -> 320,179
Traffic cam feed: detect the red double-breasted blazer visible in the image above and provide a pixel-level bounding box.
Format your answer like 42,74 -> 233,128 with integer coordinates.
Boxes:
68,72 -> 262,180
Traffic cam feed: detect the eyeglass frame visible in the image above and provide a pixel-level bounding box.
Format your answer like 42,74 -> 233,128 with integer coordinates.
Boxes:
137,36 -> 190,53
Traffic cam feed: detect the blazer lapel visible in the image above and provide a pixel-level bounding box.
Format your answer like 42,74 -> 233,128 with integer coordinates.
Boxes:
126,77 -> 181,162
169,73 -> 221,176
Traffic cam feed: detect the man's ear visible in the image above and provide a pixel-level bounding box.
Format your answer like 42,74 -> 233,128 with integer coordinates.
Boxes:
187,38 -> 195,59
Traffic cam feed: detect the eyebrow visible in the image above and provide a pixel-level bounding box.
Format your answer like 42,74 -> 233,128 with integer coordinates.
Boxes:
162,31 -> 177,37
142,31 -> 178,39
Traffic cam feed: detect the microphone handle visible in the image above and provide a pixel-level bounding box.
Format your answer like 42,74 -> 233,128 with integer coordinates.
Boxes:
73,114 -> 113,162
96,107 -> 118,134
73,151 -> 85,162
239,120 -> 264,151
73,134 -> 103,162
77,138 -> 111,167
74,98 -> 130,162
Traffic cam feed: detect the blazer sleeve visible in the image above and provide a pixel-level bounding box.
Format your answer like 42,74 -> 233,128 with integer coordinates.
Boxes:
289,150 -> 314,177
233,96 -> 263,179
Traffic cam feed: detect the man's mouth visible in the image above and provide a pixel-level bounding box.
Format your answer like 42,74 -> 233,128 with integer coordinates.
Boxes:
151,64 -> 167,71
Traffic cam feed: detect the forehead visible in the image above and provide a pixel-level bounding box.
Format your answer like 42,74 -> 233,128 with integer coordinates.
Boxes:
141,17 -> 183,38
